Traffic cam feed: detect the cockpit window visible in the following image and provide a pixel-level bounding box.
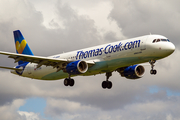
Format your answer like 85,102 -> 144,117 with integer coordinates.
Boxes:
157,39 -> 160,42
152,39 -> 170,43
161,39 -> 170,42
161,39 -> 167,41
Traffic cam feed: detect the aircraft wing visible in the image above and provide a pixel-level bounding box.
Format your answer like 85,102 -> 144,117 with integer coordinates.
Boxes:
0,66 -> 23,71
0,51 -> 95,69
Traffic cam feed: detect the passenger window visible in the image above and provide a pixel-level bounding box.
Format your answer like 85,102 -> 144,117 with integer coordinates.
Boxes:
153,39 -> 156,43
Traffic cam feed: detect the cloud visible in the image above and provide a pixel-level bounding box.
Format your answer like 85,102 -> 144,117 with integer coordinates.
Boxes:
109,0 -> 180,46
0,99 -> 24,120
0,0 -> 180,120
18,111 -> 40,120
118,97 -> 180,120
44,97 -> 180,120
45,98 -> 94,115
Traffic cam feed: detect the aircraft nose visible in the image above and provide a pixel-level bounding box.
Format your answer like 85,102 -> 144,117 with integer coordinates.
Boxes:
168,42 -> 175,53
162,42 -> 175,56
157,42 -> 175,57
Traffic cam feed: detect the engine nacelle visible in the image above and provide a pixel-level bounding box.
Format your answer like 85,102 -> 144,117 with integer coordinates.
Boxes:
66,60 -> 88,75
123,65 -> 145,79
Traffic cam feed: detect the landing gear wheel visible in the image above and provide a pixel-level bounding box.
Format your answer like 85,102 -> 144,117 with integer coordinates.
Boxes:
102,72 -> 113,89
150,70 -> 157,75
64,74 -> 75,87
69,79 -> 75,86
101,81 -> 112,89
64,78 -> 70,86
150,70 -> 153,74
107,81 -> 112,89
102,81 -> 107,89
153,70 -> 157,74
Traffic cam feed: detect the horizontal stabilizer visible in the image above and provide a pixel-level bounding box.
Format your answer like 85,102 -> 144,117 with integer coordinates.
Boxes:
0,66 -> 23,71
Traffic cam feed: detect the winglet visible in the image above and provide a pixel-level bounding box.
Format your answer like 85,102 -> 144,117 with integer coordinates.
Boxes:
13,30 -> 34,65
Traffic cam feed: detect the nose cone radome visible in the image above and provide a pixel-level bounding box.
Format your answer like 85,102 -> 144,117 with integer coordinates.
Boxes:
162,42 -> 175,56
167,42 -> 175,54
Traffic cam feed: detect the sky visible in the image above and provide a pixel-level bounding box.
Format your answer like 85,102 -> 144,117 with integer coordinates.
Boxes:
0,0 -> 180,120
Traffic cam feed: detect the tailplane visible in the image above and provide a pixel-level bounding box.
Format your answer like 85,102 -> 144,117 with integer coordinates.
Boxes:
13,30 -> 34,65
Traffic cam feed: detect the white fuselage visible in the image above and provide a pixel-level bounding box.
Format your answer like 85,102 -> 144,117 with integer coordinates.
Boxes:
12,34 -> 175,80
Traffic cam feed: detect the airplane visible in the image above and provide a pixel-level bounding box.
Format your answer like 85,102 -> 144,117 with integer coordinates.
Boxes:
0,30 -> 175,89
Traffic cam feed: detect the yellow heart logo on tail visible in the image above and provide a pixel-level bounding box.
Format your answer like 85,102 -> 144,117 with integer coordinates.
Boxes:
15,40 -> 27,54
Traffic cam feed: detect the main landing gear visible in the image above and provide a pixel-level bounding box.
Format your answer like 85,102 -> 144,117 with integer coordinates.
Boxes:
149,60 -> 157,75
102,72 -> 112,89
64,74 -> 75,86
64,72 -> 113,89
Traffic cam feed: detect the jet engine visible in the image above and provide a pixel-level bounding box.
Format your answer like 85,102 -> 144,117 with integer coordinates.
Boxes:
117,65 -> 145,79
66,60 -> 88,75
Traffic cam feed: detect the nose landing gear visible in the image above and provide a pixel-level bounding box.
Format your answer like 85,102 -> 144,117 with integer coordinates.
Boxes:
149,60 -> 157,75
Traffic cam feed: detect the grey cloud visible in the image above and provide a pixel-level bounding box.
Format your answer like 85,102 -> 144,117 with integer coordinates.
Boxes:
0,0 -> 103,62
103,31 -> 120,42
109,0 -> 180,46
44,96 -> 180,120
30,1 -> 103,56
118,97 -> 180,120
0,0 -> 179,120
0,99 -> 24,120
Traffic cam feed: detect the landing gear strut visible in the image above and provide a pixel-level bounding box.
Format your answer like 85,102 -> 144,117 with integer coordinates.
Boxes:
64,74 -> 75,86
102,72 -> 112,89
149,60 -> 157,75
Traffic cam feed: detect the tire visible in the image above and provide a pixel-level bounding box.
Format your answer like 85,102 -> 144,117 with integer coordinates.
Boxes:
64,78 -> 69,86
102,81 -> 107,89
107,81 -> 112,89
69,79 -> 75,86
153,70 -> 157,75
150,70 -> 154,74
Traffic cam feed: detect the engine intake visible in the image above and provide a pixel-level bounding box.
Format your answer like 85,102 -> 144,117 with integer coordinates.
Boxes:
66,60 -> 88,75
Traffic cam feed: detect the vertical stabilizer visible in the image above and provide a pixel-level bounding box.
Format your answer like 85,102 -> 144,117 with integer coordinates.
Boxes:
13,30 -> 34,65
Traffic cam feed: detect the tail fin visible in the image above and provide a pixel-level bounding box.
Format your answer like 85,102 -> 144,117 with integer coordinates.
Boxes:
13,30 -> 34,65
